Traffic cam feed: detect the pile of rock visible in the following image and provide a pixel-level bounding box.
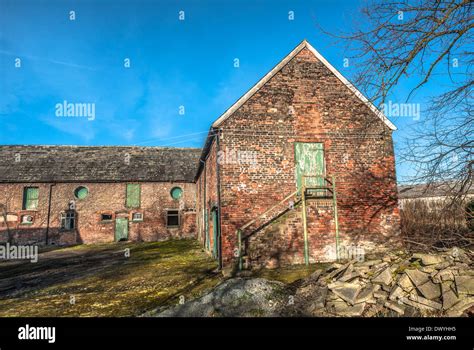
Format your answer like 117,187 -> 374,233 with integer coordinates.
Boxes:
149,248 -> 473,317
292,247 -> 474,317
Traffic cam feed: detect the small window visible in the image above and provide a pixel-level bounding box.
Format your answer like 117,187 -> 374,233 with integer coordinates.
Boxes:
170,187 -> 183,200
74,186 -> 89,200
132,212 -> 143,222
60,211 -> 76,230
23,187 -> 39,210
101,214 -> 113,222
167,210 -> 179,227
20,214 -> 34,225
126,184 -> 141,208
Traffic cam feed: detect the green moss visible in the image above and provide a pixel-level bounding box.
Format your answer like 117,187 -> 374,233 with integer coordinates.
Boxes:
247,309 -> 266,317
0,240 -> 222,317
409,260 -> 422,269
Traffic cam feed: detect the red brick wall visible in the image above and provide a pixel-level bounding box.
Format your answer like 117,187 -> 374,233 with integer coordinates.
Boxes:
196,140 -> 220,257
216,47 -> 400,268
0,182 -> 196,245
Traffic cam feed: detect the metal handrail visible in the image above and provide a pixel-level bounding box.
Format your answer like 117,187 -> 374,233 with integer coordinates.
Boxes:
236,175 -> 340,270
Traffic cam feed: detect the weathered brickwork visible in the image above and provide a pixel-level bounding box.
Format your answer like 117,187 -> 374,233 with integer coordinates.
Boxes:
1,41 -> 400,270
196,140 -> 220,261
0,182 -> 196,245
197,46 -> 400,268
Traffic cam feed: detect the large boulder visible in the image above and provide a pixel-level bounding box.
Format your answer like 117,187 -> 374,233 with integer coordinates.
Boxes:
151,278 -> 287,317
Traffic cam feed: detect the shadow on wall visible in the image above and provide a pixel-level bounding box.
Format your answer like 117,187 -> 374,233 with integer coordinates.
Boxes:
341,169 -> 400,234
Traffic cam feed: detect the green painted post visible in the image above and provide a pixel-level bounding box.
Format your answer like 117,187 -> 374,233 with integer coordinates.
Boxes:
301,185 -> 309,266
332,176 -> 340,261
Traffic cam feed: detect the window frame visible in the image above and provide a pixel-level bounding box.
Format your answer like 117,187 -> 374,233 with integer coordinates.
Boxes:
22,187 -> 39,210
20,214 -> 34,225
100,213 -> 113,222
131,212 -> 143,222
166,210 -> 180,227
60,210 -> 76,231
170,187 -> 183,200
74,186 -> 89,200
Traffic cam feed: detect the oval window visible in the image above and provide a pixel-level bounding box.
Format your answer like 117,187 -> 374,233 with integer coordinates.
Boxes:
170,187 -> 183,200
74,186 -> 89,199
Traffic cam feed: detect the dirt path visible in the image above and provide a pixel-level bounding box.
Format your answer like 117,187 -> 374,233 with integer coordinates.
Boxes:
0,240 -> 222,317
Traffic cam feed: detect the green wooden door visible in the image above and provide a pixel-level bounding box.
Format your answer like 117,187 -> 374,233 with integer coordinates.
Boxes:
295,143 -> 325,190
211,209 -> 219,260
115,218 -> 129,241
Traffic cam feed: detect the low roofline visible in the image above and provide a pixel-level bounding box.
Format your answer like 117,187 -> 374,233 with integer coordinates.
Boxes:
0,144 -> 201,150
0,179 -> 196,184
211,39 -> 397,131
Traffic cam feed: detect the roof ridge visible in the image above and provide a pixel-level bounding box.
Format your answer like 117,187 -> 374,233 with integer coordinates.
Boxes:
211,39 -> 396,131
0,145 -> 202,150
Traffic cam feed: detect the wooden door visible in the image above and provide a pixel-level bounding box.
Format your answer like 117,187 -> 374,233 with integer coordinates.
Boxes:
115,218 -> 129,241
295,142 -> 325,190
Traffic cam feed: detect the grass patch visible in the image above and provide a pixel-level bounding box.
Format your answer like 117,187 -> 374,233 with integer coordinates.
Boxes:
0,240 -> 222,317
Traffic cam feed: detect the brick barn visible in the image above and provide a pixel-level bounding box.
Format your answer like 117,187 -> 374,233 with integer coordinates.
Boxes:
195,40 -> 400,270
0,146 -> 200,245
0,40 -> 400,270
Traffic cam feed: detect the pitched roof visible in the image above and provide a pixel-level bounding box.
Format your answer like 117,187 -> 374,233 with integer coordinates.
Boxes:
0,146 -> 201,183
398,182 -> 474,199
212,39 -> 397,130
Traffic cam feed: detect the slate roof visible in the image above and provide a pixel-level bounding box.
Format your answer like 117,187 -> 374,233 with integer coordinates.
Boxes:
0,146 -> 201,183
398,182 -> 474,199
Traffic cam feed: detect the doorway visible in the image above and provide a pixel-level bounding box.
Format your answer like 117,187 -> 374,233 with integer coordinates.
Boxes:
115,217 -> 129,241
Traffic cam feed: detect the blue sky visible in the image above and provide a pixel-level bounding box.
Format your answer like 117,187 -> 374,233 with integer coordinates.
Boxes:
0,0 -> 458,182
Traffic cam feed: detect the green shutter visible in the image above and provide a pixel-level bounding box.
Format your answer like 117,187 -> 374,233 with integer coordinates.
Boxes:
23,187 -> 39,210
126,184 -> 140,208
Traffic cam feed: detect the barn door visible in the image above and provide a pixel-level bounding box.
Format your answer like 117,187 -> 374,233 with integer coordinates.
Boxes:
115,218 -> 129,241
211,208 -> 220,261
295,142 -> 325,190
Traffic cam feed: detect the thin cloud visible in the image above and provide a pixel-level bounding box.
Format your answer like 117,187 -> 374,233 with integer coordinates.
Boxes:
0,50 -> 98,71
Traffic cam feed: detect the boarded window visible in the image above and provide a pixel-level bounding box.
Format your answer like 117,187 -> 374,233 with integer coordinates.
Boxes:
23,187 -> 39,210
126,184 -> 141,208
60,211 -> 76,230
167,210 -> 179,227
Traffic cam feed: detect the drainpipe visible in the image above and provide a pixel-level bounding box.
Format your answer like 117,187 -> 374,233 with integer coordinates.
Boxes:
199,159 -> 206,250
215,129 -> 223,270
45,183 -> 55,245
